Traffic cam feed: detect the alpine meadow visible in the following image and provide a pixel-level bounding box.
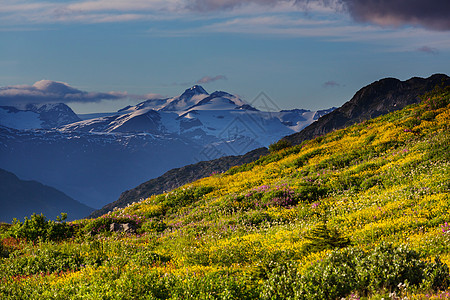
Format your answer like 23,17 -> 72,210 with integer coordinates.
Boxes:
1,84 -> 449,299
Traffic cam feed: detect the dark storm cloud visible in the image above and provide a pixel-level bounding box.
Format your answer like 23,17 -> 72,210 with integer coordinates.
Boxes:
186,0 -> 450,31
342,0 -> 450,31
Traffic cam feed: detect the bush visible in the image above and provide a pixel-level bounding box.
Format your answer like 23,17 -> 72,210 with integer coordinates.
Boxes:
357,243 -> 425,293
141,219 -> 167,233
297,183 -> 328,203
421,256 -> 450,291
302,222 -> 351,252
239,211 -> 272,226
2,246 -> 83,276
269,140 -> 292,153
297,248 -> 362,299
295,244 -> 450,299
0,242 -> 8,258
260,261 -> 301,300
7,213 -> 74,242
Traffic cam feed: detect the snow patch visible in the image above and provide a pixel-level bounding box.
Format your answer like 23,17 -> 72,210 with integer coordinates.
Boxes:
0,107 -> 43,130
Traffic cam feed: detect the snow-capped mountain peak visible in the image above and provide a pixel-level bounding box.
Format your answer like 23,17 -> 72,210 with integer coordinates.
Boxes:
183,85 -> 208,96
183,91 -> 248,112
161,85 -> 209,112
0,102 -> 80,130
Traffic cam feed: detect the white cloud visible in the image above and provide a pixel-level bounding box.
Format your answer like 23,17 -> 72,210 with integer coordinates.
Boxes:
66,0 -> 182,12
1,0 -> 449,51
0,80 -> 145,106
196,75 -> 227,84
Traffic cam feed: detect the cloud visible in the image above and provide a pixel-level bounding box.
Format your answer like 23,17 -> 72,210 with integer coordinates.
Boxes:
323,80 -> 340,87
0,80 -> 130,106
339,0 -> 450,31
416,46 -> 439,55
186,0 -> 285,11
196,75 -> 227,84
186,0 -> 450,31
2,0 -> 449,33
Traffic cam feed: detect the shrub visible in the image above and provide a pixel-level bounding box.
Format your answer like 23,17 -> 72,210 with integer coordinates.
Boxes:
420,256 -> 449,291
239,210 -> 272,226
7,213 -> 74,242
2,246 -> 84,276
269,139 -> 292,153
298,248 -> 362,299
302,222 -> 351,252
357,243 -> 425,293
260,261 -> 301,300
297,183 -> 328,203
141,219 -> 167,233
296,244 -> 450,299
0,242 -> 8,258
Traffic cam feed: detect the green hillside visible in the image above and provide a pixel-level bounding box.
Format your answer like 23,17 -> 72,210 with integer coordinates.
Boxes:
1,86 -> 449,299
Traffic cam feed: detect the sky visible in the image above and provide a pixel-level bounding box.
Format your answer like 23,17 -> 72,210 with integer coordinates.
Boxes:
0,0 -> 449,113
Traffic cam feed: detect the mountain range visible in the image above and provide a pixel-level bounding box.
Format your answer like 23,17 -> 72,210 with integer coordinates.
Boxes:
90,73 -> 449,217
0,85 -> 333,215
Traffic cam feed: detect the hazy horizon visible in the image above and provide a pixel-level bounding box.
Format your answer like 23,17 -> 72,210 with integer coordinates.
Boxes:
1,0 -> 449,113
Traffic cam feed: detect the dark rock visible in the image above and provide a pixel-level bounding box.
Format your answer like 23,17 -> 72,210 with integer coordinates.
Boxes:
283,74 -> 450,146
122,223 -> 136,233
110,223 -> 121,232
110,222 -> 136,234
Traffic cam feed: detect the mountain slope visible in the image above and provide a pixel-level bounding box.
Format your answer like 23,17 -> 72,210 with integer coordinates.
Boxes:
283,73 -> 450,145
89,74 -> 448,216
2,84 -> 449,299
89,147 -> 269,217
0,168 -> 93,222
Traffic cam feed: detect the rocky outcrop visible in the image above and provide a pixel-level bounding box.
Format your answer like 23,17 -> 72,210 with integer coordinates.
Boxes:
283,74 -> 450,146
110,223 -> 136,234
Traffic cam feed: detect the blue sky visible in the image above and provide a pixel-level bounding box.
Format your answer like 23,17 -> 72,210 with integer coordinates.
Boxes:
1,0 -> 449,113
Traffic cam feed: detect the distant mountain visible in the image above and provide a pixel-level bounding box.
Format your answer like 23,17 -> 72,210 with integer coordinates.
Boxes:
277,107 -> 337,131
0,103 -> 80,130
0,125 -> 200,208
0,168 -> 93,222
89,74 -> 449,217
0,86 -> 332,209
161,85 -> 209,111
62,86 -> 332,158
283,74 -> 450,146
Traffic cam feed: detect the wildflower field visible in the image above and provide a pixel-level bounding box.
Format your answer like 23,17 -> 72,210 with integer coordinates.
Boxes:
1,86 -> 449,299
